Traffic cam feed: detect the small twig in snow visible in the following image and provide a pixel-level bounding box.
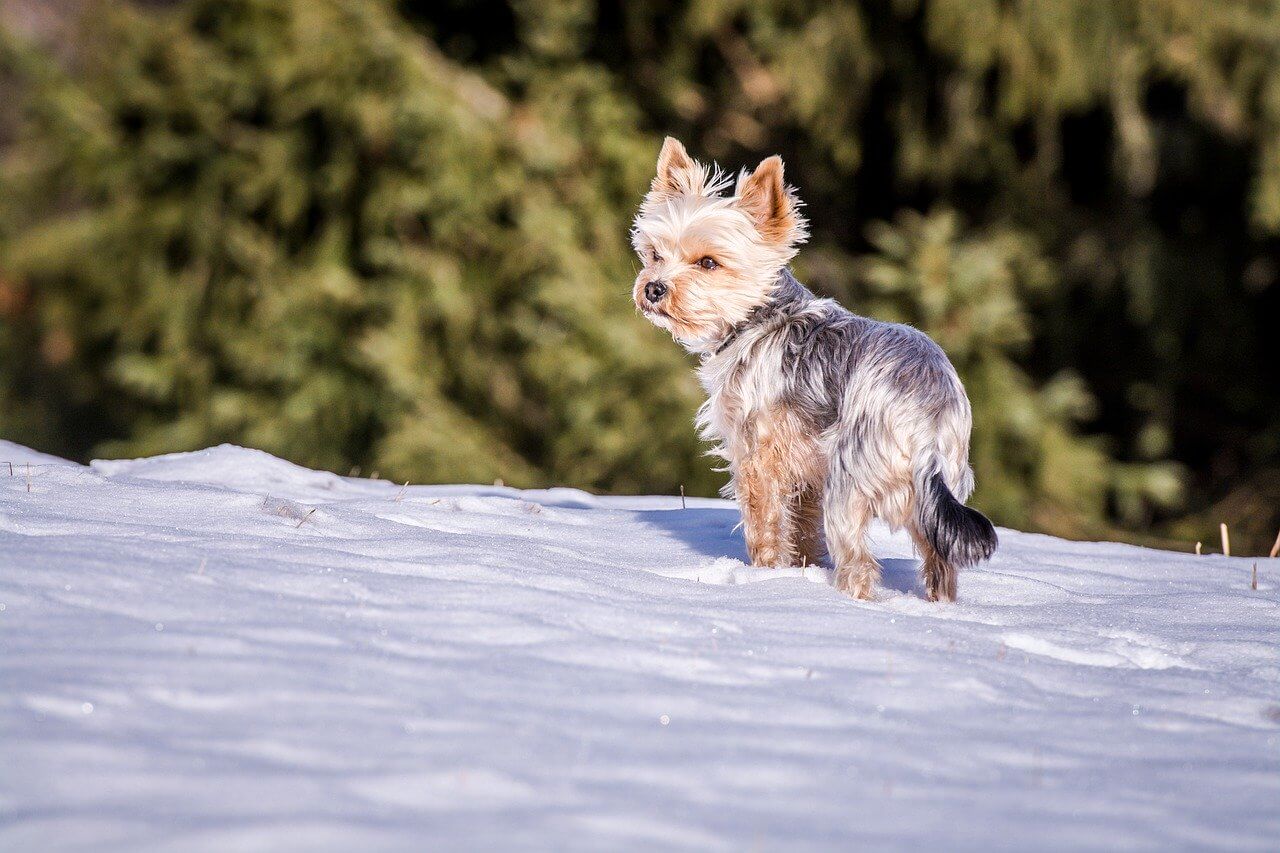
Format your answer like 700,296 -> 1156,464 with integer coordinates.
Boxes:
1220,522 -> 1230,557
296,508 -> 317,528
25,463 -> 31,493
1195,541 -> 1202,556
1252,562 -> 1258,591
395,481 -> 409,502
5,461 -> 11,476
680,484 -> 686,510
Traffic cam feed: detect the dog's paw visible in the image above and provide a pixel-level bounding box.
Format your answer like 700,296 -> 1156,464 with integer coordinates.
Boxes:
834,567 -> 878,600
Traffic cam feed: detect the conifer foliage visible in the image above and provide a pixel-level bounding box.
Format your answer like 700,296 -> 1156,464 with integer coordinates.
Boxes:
0,0 -> 715,494
2,0 -> 1278,548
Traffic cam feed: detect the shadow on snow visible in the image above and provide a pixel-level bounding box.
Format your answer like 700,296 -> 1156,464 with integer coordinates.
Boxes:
633,504 -> 928,600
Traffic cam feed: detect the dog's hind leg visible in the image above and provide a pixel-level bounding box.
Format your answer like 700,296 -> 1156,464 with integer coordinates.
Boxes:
909,522 -> 955,602
824,490 -> 878,599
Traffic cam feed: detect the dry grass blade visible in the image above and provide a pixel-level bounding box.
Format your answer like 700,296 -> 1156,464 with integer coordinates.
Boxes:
1220,522 -> 1230,557
295,508 -> 317,528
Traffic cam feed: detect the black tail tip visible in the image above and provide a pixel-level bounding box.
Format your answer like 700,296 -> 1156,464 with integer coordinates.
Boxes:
924,473 -> 998,567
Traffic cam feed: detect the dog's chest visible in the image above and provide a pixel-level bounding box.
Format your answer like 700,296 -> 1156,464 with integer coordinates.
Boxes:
697,339 -> 790,451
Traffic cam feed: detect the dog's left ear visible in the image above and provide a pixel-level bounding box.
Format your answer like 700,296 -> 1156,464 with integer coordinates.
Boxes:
737,156 -> 807,247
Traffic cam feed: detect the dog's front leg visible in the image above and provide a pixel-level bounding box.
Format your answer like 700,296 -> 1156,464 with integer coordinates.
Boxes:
736,460 -> 791,568
734,418 -> 797,568
791,483 -> 825,567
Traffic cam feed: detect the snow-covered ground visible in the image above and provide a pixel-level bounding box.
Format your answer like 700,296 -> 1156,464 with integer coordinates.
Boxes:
1,439 -> 1276,850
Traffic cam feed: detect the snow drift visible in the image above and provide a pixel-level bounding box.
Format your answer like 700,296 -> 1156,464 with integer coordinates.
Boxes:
1,440 -> 1276,849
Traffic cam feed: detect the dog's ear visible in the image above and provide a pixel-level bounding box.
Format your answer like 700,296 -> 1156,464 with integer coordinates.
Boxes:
651,137 -> 699,197
737,155 -> 806,247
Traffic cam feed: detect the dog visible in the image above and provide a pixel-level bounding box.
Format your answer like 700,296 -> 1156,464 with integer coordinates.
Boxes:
631,137 -> 997,601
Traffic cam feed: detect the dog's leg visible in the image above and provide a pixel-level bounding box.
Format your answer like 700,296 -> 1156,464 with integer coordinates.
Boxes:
736,446 -> 794,568
791,483 -> 824,568
824,492 -> 878,599
909,523 -> 956,603
734,407 -> 825,568
737,407 -> 825,567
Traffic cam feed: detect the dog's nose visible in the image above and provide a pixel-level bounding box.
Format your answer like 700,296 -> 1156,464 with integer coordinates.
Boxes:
644,280 -> 668,304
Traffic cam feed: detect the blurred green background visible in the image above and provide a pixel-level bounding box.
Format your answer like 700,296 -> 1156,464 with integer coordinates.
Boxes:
1,0 -> 1277,553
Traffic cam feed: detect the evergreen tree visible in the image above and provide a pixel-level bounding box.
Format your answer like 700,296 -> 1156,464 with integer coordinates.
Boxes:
0,0 -> 716,494
3,0 -> 1278,549
432,0 -> 1277,546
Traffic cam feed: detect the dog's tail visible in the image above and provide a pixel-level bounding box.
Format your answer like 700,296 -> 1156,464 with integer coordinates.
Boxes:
915,468 -> 997,569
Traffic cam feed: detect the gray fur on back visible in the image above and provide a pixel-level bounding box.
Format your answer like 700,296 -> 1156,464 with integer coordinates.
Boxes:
711,269 -> 963,435
694,267 -> 995,600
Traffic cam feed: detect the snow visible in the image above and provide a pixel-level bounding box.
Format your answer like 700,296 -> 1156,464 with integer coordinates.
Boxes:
1,439 -> 1277,850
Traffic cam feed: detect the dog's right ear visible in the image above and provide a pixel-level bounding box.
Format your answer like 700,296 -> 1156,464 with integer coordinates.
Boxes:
651,137 -> 699,197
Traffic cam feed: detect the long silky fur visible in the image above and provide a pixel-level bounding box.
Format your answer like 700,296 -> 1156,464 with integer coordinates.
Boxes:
918,473 -> 999,569
631,138 -> 997,601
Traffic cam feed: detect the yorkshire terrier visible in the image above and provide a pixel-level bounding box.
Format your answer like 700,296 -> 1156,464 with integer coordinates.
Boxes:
632,137 -> 997,601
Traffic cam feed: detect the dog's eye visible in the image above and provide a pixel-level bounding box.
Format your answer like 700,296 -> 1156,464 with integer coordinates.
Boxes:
697,256 -> 719,270
650,249 -> 662,264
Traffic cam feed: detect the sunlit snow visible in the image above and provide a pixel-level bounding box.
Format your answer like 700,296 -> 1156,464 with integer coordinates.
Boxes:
1,440 -> 1276,849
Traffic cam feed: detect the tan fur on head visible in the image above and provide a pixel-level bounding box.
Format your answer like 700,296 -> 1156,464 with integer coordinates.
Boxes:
632,137 -> 809,352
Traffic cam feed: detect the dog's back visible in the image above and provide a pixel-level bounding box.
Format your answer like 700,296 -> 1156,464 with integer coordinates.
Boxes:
711,271 -> 972,498
702,269 -> 996,600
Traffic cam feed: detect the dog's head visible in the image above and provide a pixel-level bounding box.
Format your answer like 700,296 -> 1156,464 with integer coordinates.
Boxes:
631,137 -> 808,352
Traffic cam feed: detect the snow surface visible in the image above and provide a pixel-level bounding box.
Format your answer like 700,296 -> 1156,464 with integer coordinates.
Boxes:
1,439 -> 1277,850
